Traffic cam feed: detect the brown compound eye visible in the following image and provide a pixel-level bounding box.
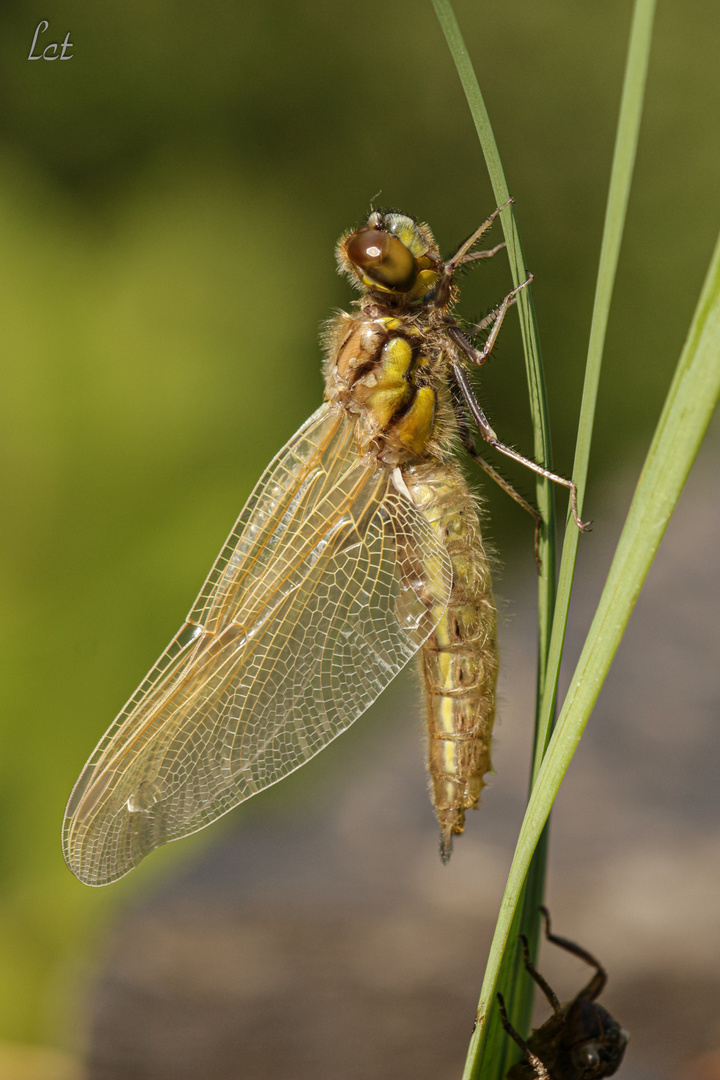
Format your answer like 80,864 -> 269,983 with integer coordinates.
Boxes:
345,228 -> 418,292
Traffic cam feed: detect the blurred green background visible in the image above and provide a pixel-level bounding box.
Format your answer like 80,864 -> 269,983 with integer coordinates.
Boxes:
0,0 -> 718,1066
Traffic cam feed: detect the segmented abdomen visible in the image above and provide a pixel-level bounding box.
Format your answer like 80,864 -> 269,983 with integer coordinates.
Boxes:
404,461 -> 498,861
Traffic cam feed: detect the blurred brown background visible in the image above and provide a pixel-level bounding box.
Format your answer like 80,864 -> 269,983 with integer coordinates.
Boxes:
0,0 -> 719,1077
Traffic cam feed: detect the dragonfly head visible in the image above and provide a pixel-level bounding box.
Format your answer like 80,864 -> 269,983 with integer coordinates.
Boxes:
338,211 -> 440,302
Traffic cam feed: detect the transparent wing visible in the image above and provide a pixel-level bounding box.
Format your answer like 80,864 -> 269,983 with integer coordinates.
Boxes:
63,403 -> 452,886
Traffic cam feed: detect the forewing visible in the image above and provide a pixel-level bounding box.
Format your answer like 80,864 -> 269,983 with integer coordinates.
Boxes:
63,404 -> 452,885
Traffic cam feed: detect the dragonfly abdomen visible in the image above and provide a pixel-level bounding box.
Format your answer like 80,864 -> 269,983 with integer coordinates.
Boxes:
405,461 -> 498,862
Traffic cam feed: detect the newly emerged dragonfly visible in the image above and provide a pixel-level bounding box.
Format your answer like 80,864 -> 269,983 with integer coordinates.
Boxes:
63,203 -> 587,886
498,908 -> 628,1080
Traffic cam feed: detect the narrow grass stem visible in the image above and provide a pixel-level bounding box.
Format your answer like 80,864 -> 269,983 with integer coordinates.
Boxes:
533,0 -> 658,789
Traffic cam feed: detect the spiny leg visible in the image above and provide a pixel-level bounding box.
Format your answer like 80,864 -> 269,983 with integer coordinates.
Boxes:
446,272 -> 589,533
432,199 -> 513,309
461,240 -> 507,264
468,288 -> 524,333
447,274 -> 533,369
449,198 -> 513,268
451,360 -> 591,533
450,383 -> 543,570
518,933 -> 563,1019
497,993 -> 551,1080
471,450 -> 543,571
540,906 -> 607,1003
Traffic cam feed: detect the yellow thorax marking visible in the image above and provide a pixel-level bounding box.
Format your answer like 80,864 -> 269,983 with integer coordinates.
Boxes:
366,336 -> 414,426
394,387 -> 435,455
358,326 -> 436,455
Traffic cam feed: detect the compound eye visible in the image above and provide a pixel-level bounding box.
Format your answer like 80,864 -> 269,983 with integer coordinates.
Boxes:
346,228 -> 418,292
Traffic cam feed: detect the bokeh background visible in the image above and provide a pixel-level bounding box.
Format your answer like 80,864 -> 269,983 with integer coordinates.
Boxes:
1,1 -> 719,1078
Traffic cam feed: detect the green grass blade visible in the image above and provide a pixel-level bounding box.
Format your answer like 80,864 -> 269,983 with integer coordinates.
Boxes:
468,223 -> 720,1079
533,0 -> 658,790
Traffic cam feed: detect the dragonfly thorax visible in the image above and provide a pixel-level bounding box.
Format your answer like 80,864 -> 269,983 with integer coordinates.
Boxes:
324,310 -> 443,465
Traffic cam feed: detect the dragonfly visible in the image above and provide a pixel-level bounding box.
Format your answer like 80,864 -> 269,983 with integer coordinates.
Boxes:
63,203 -> 588,886
498,908 -> 629,1080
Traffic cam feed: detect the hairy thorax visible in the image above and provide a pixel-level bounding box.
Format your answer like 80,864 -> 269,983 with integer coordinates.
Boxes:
323,302 -> 455,468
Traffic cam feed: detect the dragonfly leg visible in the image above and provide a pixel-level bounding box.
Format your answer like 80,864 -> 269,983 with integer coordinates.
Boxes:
447,198 -> 513,267
461,240 -> 507,265
447,274 -> 533,368
432,199 -> 513,309
450,384 -> 542,570
518,933 -> 563,1020
497,993 -> 551,1080
540,906 -> 608,1003
451,360 -> 591,533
